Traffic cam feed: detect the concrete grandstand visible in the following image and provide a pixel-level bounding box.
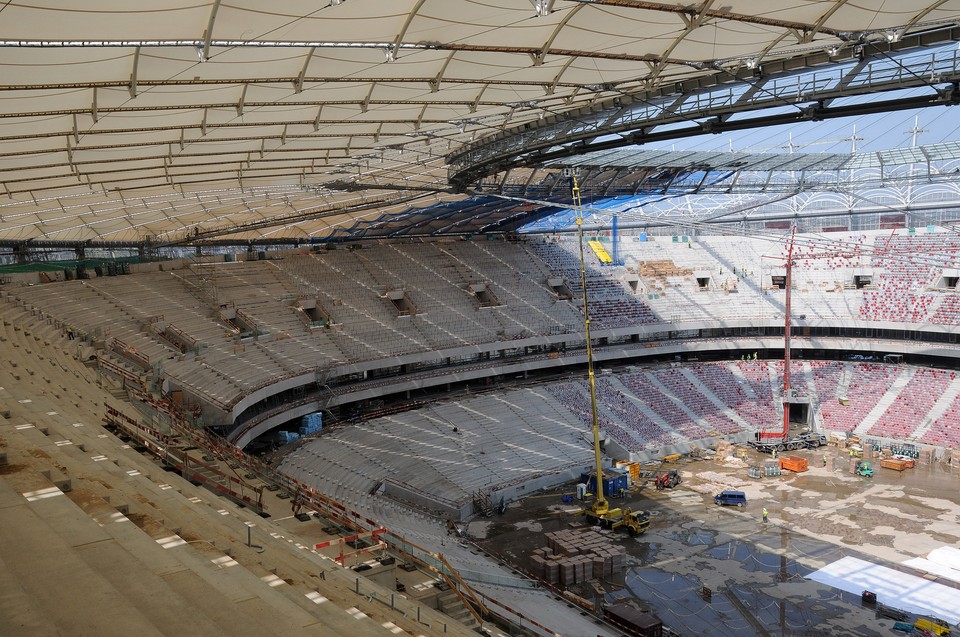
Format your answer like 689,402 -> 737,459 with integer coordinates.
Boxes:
8,228 -> 960,517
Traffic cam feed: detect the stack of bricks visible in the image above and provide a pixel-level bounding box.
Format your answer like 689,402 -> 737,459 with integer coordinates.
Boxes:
528,528 -> 627,586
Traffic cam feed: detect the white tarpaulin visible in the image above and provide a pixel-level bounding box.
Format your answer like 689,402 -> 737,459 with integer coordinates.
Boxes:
904,546 -> 960,586
807,556 -> 960,625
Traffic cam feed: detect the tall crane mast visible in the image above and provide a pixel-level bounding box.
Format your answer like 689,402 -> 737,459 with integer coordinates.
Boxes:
755,226 -> 796,443
780,225 -> 796,442
570,172 -> 608,517
755,227 -> 858,450
564,173 -> 652,537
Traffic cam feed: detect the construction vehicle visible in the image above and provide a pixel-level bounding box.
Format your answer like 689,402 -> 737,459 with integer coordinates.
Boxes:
585,507 -> 651,536
654,470 -> 682,490
856,461 -> 873,477
915,617 -> 952,637
567,172 -> 651,537
750,431 -> 827,454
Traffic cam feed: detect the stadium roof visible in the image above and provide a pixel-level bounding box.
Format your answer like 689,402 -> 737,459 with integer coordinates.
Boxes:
2,1 -> 960,246
542,140 -> 960,172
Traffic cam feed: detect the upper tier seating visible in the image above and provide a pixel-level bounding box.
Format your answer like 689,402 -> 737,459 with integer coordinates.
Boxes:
8,230 -> 960,419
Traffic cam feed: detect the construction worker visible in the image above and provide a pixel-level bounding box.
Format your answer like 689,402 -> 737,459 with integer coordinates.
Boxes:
619,487 -> 626,499
823,453 -> 828,467
771,448 -> 777,459
762,508 -> 768,523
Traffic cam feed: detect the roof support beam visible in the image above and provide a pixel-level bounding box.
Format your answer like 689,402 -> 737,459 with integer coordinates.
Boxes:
529,0 -> 556,17
809,0 -> 848,39
470,85 -> 488,113
0,97 -> 528,119
430,52 -> 457,93
237,84 -> 247,115
390,0 -> 428,62
415,104 -> 428,131
902,0 -> 952,34
534,4 -> 583,65
787,28 -> 813,45
0,39 -> 685,66
91,87 -> 98,123
0,76 -> 583,92
201,0 -> 223,62
548,57 -> 576,95
645,1 -> 711,81
129,46 -> 141,98
294,47 -> 316,94
361,84 -> 374,113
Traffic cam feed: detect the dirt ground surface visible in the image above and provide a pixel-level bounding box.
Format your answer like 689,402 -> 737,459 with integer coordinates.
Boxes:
473,446 -> 960,636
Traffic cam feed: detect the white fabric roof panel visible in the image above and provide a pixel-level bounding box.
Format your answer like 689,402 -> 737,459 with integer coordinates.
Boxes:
0,1 -> 958,243
0,2 -> 210,40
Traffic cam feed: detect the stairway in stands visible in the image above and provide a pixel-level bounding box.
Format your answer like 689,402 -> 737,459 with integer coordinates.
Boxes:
853,367 -> 915,436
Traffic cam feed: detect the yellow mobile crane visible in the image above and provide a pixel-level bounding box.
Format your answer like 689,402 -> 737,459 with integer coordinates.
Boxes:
569,172 -> 649,537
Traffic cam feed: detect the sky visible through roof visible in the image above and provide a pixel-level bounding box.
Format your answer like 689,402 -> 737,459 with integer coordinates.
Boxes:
522,41 -> 960,233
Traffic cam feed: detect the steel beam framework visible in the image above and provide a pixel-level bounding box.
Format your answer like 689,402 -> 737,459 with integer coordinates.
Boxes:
448,30 -> 960,189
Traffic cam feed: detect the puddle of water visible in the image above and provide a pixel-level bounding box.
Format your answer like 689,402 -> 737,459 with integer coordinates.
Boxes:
619,529 -> 889,636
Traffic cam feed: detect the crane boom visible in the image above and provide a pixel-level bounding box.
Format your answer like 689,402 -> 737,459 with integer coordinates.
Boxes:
781,225 -> 796,441
571,174 -> 608,515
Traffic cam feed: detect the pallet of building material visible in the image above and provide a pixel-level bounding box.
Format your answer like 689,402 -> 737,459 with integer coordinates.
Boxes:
560,562 -> 576,586
592,557 -> 605,579
530,554 -> 546,579
545,561 -> 559,584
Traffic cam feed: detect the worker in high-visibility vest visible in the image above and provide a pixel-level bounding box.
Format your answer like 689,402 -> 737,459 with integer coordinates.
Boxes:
762,508 -> 769,523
